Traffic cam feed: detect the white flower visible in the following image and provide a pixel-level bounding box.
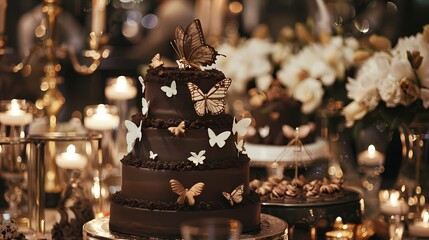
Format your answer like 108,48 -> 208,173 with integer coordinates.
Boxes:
271,42 -> 292,65
346,52 -> 391,110
293,78 -> 324,114
277,59 -> 303,91
215,39 -> 273,93
421,88 -> 429,108
342,101 -> 369,127
187,150 -> 206,166
378,75 -> 402,107
255,74 -> 273,91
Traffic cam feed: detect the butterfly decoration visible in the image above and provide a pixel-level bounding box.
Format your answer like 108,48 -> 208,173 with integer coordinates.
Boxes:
232,117 -> 251,137
168,121 -> 186,137
149,53 -> 164,68
149,151 -> 158,160
208,128 -> 231,148
258,126 -> 270,138
125,120 -> 142,153
138,76 -> 145,93
170,179 -> 205,206
142,98 -> 150,116
222,184 -> 244,206
235,139 -> 246,154
187,78 -> 231,116
161,81 -> 177,98
282,123 -> 315,139
187,150 -> 206,166
171,19 -> 223,70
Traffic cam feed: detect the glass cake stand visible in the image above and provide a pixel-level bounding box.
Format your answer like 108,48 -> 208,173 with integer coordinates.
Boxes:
247,138 -> 329,168
82,214 -> 288,240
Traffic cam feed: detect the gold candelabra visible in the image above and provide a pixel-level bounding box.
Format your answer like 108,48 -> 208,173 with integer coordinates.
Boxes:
0,0 -> 109,130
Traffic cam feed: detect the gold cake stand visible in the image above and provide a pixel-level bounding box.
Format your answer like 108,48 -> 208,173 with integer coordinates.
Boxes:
82,214 -> 288,240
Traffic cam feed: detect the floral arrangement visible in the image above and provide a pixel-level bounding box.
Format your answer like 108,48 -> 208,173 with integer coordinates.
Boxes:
277,35 -> 359,114
342,25 -> 429,129
215,24 -> 360,115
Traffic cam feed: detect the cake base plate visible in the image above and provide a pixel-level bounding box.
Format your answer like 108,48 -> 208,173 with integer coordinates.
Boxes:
83,214 -> 288,240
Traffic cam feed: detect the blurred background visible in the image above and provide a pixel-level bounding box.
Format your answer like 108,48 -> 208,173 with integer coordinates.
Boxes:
0,0 -> 428,122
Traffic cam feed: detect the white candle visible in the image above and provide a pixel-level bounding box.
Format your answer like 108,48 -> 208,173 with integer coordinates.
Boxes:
56,144 -> 88,169
91,0 -> 106,35
379,191 -> 409,216
0,99 -> 33,126
84,104 -> 119,131
358,145 -> 384,166
0,0 -> 6,36
409,209 -> 429,237
105,76 -> 137,100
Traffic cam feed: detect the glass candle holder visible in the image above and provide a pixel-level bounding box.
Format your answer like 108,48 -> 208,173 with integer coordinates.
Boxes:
0,99 -> 34,220
104,76 -> 137,158
84,104 -> 119,169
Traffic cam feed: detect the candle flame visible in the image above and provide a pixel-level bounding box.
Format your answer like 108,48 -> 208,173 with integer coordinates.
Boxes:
115,76 -> 129,92
422,209 -> 429,222
335,216 -> 343,224
389,191 -> 399,204
67,144 -> 76,153
96,104 -> 108,115
368,144 -> 376,157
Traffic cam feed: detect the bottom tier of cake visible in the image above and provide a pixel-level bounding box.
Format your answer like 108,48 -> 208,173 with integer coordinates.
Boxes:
109,201 -> 262,238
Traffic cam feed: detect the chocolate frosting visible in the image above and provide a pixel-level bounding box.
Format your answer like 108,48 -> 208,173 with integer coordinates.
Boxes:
145,67 -> 227,120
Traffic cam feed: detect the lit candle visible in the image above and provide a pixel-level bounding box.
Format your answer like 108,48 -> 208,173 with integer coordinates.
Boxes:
325,230 -> 353,240
104,76 -> 137,100
409,209 -> 429,237
0,0 -> 6,36
91,0 -> 106,35
0,99 -> 33,126
357,145 -> 384,166
379,190 -> 409,216
84,104 -> 119,131
55,144 -> 88,169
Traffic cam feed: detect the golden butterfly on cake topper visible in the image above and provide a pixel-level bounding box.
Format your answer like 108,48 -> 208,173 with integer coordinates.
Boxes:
171,19 -> 224,70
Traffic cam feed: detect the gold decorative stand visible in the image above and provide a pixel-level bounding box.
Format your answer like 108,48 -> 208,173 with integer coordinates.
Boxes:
82,214 -> 288,240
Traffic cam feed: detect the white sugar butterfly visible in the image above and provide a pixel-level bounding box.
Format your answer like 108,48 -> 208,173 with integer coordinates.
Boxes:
138,76 -> 145,93
222,184 -> 244,206
235,139 -> 246,154
170,179 -> 205,206
142,98 -> 150,116
208,128 -> 231,148
282,123 -> 315,139
187,78 -> 231,116
125,120 -> 142,153
232,117 -> 251,137
187,150 -> 206,166
161,81 -> 177,97
149,151 -> 158,159
258,126 -> 270,138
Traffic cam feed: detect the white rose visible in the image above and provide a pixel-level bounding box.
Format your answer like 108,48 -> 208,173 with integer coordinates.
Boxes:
378,75 -> 401,107
342,101 -> 369,127
293,78 -> 324,114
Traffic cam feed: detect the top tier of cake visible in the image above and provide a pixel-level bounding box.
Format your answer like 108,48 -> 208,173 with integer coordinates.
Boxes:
145,66 -> 227,120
